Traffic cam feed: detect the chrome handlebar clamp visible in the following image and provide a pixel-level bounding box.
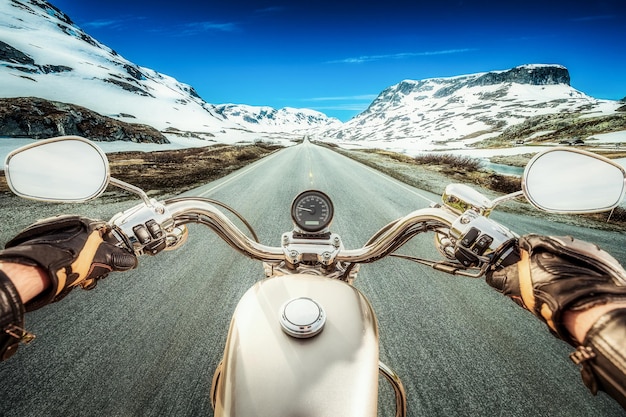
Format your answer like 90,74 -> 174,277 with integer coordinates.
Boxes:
109,200 -> 178,256
281,231 -> 344,267
449,209 -> 518,268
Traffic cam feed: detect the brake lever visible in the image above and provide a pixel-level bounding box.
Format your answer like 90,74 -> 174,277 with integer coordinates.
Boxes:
389,253 -> 487,278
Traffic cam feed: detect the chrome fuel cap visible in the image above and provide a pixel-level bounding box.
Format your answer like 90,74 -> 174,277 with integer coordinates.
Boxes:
280,297 -> 326,338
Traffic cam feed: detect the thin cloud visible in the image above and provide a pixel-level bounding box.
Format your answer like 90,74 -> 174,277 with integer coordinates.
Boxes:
306,94 -> 378,102
328,48 -> 475,64
178,21 -> 238,36
302,94 -> 378,112
570,15 -> 615,22
82,17 -> 146,30
312,104 -> 372,111
82,19 -> 122,29
81,15 -> 236,36
256,6 -> 286,14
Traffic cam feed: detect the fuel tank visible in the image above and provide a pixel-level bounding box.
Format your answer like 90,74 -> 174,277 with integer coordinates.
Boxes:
211,274 -> 380,417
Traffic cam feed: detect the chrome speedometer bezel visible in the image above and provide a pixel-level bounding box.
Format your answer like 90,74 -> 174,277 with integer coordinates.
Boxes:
290,190 -> 334,233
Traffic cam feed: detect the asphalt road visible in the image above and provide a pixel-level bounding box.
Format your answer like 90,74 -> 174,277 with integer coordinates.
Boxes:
1,141 -> 625,416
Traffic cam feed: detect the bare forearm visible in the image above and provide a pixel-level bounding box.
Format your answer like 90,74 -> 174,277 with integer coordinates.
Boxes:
563,301 -> 626,344
0,262 -> 49,303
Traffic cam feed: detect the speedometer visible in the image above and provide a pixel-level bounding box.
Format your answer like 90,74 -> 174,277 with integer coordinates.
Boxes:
290,190 -> 334,233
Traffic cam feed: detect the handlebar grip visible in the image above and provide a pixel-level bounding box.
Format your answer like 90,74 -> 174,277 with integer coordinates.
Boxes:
492,238 -> 520,269
106,222 -> 168,257
104,226 -> 135,254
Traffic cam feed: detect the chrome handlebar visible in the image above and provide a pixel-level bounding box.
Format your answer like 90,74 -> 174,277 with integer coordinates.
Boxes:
336,208 -> 457,263
109,196 -> 516,272
165,198 -> 284,262
110,197 -> 284,261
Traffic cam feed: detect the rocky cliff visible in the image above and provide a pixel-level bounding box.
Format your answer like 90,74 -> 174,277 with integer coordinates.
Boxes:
0,97 -> 169,143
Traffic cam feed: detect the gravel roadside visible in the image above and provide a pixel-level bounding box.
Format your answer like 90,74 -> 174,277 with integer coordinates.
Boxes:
326,145 -> 626,232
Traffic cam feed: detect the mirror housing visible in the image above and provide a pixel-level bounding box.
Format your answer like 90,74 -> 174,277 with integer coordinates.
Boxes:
522,148 -> 626,213
4,136 -> 110,202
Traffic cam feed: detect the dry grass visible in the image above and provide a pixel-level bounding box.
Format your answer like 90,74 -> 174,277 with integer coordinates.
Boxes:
412,153 -> 523,195
323,145 -> 626,230
105,143 -> 281,194
414,153 -> 482,171
0,142 -> 282,197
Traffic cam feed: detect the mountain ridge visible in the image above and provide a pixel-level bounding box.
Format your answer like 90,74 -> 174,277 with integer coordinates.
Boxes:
321,64 -> 624,151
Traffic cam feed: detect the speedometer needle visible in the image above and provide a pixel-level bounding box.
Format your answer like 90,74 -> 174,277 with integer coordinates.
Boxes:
299,207 -> 313,213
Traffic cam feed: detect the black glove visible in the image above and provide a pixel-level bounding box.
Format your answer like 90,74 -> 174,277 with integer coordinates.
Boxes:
486,234 -> 626,345
0,215 -> 137,311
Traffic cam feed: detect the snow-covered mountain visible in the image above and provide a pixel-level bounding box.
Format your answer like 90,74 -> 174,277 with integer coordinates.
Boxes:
322,65 -> 624,152
215,104 -> 341,133
0,0 -> 338,141
1,1 -> 623,151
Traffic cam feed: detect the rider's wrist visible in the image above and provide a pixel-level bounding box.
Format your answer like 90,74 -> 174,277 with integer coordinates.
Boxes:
0,269 -> 29,360
568,307 -> 626,407
0,262 -> 49,303
563,300 -> 626,344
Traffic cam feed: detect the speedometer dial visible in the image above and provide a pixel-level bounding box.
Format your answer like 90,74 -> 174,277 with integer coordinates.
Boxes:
291,190 -> 334,233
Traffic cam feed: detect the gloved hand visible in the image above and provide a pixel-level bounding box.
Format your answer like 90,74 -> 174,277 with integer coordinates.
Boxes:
486,234 -> 626,345
0,215 -> 137,311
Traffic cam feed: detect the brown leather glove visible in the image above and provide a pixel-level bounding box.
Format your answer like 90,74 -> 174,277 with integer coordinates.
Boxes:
0,270 -> 28,360
0,215 -> 137,311
486,234 -> 626,345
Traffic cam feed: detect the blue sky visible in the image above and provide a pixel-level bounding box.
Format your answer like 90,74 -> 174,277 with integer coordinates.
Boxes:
50,0 -> 625,121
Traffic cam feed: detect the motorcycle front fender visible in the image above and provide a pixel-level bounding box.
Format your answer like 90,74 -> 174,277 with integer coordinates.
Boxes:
211,274 -> 380,417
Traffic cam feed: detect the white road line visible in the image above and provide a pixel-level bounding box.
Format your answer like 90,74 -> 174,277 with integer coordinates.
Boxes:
197,144 -> 436,205
197,150 -> 283,197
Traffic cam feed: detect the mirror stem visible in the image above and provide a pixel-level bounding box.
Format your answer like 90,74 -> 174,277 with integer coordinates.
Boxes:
490,190 -> 524,209
109,177 -> 153,207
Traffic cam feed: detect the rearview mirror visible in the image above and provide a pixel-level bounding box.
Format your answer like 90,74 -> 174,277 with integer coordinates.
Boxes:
523,148 -> 626,213
4,136 -> 110,202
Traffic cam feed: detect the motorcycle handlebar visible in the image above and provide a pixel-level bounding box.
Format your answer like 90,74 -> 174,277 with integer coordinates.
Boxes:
164,198 -> 284,262
336,207 -> 457,263
109,196 -> 506,270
